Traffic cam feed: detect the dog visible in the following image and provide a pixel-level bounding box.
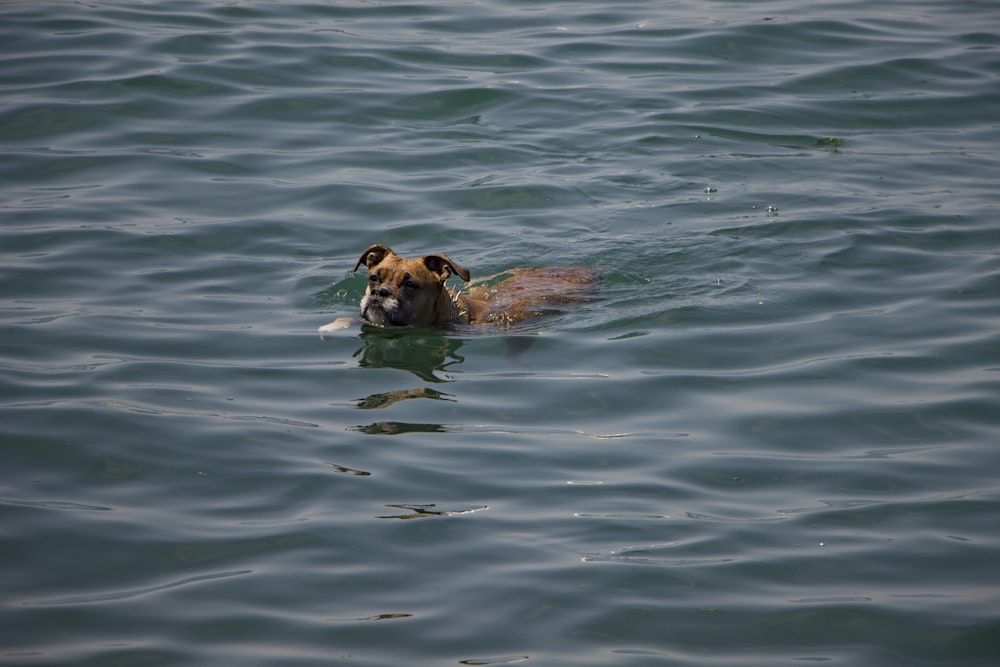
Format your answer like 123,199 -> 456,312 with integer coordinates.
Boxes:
319,244 -> 596,331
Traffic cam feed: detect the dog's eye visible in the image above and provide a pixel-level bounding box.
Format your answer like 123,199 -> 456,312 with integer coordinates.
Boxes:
369,274 -> 378,284
403,276 -> 419,289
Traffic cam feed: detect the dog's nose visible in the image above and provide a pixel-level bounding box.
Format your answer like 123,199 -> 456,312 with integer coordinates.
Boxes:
376,287 -> 391,298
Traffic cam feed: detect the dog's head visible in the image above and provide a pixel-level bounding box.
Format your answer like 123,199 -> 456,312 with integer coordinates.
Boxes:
353,244 -> 471,327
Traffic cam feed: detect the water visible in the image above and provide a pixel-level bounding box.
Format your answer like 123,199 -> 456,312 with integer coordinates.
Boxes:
2,1 -> 999,665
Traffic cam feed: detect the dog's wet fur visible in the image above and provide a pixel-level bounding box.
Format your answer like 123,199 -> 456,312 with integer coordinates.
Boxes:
324,244 -> 596,330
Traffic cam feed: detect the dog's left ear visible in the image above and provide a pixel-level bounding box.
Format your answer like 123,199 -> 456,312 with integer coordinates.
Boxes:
422,253 -> 471,283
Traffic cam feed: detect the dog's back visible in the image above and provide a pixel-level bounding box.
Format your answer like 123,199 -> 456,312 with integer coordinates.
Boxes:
464,266 -> 597,327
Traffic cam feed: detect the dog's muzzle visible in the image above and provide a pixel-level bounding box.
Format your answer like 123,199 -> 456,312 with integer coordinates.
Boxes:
360,292 -> 407,326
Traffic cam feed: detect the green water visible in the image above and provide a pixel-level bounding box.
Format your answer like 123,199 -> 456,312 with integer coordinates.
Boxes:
2,1 -> 999,665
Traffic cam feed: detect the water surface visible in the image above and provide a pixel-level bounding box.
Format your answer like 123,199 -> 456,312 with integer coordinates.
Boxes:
2,1 -> 999,665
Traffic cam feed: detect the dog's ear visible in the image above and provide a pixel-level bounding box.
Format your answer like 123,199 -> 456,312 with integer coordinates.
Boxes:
422,253 -> 471,283
354,244 -> 394,272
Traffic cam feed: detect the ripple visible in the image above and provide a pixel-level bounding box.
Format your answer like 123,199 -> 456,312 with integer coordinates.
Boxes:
23,570 -> 252,607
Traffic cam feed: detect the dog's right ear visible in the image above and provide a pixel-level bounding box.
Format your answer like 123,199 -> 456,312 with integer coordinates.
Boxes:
354,244 -> 395,272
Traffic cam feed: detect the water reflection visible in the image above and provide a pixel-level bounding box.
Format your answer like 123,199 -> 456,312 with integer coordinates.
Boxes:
354,387 -> 455,410
348,328 -> 542,435
349,421 -> 450,436
345,329 -> 465,435
353,328 -> 465,382
377,503 -> 489,520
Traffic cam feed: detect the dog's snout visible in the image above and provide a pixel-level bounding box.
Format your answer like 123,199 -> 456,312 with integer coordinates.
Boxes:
376,287 -> 391,298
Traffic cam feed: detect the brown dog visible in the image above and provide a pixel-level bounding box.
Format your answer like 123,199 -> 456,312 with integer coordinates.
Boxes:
319,244 -> 595,331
